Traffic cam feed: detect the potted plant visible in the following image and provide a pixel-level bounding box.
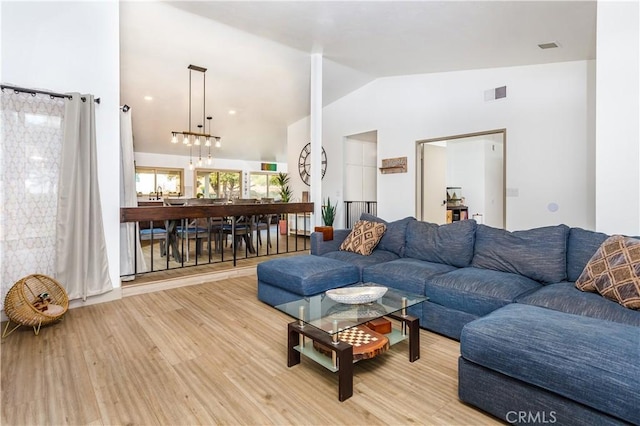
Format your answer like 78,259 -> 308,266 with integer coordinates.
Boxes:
275,172 -> 292,234
315,197 -> 336,241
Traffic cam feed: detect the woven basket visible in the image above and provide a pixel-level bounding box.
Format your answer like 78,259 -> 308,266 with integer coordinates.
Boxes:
3,274 -> 69,337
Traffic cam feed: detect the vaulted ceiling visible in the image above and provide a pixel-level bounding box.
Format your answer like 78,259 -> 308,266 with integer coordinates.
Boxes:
119,1 -> 596,162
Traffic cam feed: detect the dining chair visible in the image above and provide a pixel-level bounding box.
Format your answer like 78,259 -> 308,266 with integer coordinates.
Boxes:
174,198 -> 212,261
221,214 -> 256,255
256,198 -> 275,248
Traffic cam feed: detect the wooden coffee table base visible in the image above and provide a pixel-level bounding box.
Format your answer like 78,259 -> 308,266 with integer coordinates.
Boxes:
286,314 -> 420,401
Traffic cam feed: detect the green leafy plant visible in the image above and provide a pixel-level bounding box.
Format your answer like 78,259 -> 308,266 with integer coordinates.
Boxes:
321,197 -> 337,226
275,172 -> 292,202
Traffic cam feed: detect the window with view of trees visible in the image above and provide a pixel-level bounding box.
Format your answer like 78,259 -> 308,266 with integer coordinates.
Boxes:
195,169 -> 242,199
135,167 -> 183,196
249,172 -> 280,200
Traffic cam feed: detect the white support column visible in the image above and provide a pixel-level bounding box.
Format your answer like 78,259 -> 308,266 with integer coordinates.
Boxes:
310,53 -> 323,225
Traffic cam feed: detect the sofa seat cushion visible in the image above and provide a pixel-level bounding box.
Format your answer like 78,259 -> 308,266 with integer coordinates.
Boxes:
426,267 -> 542,317
460,304 -> 640,425
517,282 -> 640,326
362,258 -> 456,296
472,224 -> 569,284
422,300 -> 481,340
322,249 -> 399,274
404,219 -> 477,267
256,255 -> 359,296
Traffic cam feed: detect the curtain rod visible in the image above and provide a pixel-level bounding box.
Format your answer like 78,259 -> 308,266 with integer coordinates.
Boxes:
1,84 -> 101,104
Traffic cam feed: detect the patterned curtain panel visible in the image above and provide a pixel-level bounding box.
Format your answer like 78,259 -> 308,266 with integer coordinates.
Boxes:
0,91 -> 64,309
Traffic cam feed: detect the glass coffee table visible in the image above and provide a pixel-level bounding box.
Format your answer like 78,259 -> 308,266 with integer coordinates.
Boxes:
274,283 -> 427,401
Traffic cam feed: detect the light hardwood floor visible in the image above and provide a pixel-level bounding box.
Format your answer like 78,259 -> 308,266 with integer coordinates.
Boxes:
1,274 -> 502,425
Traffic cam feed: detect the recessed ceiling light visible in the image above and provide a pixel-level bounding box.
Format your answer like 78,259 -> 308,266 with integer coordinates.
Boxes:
228,109 -> 236,115
144,95 -> 153,101
538,42 -> 560,50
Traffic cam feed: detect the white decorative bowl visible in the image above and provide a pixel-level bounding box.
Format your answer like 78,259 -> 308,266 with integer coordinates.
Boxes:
326,303 -> 387,319
326,286 -> 388,305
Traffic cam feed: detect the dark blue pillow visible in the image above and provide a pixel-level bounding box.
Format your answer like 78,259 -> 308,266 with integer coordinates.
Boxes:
472,224 -> 569,284
404,219 -> 477,267
359,213 -> 415,256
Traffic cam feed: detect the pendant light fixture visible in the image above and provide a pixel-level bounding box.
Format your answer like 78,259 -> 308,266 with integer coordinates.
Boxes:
171,64 -> 221,165
206,116 -> 213,165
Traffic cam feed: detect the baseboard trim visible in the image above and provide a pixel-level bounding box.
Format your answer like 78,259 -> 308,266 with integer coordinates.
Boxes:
122,266 -> 257,298
2,267 -> 258,322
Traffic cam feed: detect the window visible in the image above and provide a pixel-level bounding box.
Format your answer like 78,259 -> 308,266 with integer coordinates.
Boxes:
249,172 -> 280,200
135,167 -> 183,196
195,169 -> 242,199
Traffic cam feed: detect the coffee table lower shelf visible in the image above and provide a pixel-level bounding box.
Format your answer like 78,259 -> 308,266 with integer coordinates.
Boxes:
293,327 -> 408,372
287,313 -> 420,401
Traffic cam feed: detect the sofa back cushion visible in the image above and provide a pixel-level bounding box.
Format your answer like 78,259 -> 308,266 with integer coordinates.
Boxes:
360,213 -> 415,256
471,224 -> 569,283
567,227 -> 610,282
404,219 -> 477,267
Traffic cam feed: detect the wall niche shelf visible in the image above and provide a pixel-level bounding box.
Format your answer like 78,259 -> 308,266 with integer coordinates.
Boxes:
379,157 -> 407,174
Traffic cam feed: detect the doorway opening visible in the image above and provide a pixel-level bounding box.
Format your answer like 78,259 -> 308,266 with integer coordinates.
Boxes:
416,129 -> 506,228
343,130 -> 378,228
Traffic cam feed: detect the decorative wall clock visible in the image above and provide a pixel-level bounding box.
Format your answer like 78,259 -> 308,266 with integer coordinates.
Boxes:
298,142 -> 327,186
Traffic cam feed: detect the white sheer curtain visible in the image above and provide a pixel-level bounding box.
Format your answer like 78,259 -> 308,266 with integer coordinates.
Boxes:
0,91 -> 64,310
120,107 -> 146,278
56,93 -> 112,300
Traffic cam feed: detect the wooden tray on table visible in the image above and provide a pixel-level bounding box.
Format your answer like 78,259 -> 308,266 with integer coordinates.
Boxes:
313,325 -> 389,360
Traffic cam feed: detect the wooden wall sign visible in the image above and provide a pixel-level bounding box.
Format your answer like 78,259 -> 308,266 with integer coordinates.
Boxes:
379,157 -> 407,174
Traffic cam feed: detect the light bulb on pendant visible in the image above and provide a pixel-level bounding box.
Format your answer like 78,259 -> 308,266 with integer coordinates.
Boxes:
195,125 -> 202,146
215,137 -> 221,148
207,153 -> 212,165
189,160 -> 194,171
205,137 -> 211,147
171,133 -> 178,144
198,157 -> 202,167
183,134 -> 189,145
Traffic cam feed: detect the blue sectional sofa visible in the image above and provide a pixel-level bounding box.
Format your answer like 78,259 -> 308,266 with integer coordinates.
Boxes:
256,215 -> 640,424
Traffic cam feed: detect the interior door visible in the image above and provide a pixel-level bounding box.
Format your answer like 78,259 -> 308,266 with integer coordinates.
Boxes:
422,144 -> 447,224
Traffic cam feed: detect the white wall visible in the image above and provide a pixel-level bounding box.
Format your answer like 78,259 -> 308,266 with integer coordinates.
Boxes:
595,0 -> 640,235
2,2 -> 121,295
134,151 -> 287,198
447,140 -> 485,220
287,116 -> 315,202
289,60 -> 595,231
484,139 -> 504,228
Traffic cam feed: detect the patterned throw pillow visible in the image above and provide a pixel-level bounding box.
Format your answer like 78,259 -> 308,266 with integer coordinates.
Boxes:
575,235 -> 640,309
339,220 -> 387,256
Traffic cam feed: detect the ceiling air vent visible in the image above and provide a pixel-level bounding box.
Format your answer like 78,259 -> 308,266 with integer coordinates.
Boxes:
538,41 -> 560,49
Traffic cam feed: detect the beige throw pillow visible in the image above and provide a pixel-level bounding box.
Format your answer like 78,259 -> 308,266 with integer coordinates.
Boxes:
339,220 -> 387,256
575,235 -> 640,309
